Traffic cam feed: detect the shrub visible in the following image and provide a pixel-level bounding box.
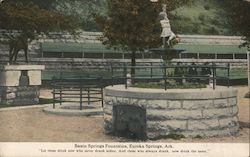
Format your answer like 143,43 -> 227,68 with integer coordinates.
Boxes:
198,14 -> 206,23
204,4 -> 210,10
150,133 -> 185,140
132,80 -> 206,89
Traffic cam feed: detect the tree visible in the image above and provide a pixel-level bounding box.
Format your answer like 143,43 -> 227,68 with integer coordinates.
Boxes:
3,0 -> 55,9
224,0 -> 250,49
96,0 -> 192,79
0,1 -> 78,63
54,0 -> 107,31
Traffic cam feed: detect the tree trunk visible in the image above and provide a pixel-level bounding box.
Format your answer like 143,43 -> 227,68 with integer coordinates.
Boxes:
131,51 -> 136,84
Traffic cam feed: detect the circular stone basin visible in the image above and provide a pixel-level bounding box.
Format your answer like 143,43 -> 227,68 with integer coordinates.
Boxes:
103,85 -> 239,139
43,103 -> 103,116
60,105 -> 96,110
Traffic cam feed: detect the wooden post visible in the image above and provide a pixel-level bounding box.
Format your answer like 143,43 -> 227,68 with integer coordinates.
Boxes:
247,51 -> 250,96
53,83 -> 55,109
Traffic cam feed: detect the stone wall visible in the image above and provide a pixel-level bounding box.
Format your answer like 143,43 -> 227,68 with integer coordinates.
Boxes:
103,85 -> 239,138
0,58 -> 246,72
0,86 -> 39,105
0,65 -> 45,105
0,31 -> 247,69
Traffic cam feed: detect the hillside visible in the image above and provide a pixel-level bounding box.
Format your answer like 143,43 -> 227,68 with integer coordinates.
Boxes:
0,0 -> 235,35
53,0 -> 107,31
170,0 -> 233,35
54,0 -> 233,35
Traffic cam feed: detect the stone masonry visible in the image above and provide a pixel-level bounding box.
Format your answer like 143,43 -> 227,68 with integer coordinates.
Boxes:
0,86 -> 39,105
0,65 -> 45,105
103,85 -> 239,139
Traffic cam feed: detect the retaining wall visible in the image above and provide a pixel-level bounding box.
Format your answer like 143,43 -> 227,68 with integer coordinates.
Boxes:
0,32 -> 247,71
103,85 -> 239,138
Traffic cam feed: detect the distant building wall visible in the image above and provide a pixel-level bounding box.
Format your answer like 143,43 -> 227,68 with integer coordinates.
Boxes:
0,31 -> 247,69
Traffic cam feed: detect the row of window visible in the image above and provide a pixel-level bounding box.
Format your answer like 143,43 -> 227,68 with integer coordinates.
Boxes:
180,53 -> 247,59
41,52 -> 247,60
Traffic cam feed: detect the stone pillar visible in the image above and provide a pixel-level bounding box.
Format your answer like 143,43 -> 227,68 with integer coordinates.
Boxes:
0,65 -> 45,105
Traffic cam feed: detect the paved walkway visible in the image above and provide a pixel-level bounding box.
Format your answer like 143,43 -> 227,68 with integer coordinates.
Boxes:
0,86 -> 249,142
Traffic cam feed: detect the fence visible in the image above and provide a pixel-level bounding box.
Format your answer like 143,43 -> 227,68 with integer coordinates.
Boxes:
111,63 -> 230,90
50,62 -> 230,110
51,77 -> 104,110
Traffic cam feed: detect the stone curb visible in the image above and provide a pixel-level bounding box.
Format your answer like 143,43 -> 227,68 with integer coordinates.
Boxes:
43,105 -> 103,116
105,85 -> 238,100
0,104 -> 51,112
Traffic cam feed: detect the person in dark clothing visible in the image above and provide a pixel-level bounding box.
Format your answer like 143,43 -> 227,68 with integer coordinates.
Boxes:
174,62 -> 184,84
201,62 -> 211,84
201,62 -> 211,75
187,62 -> 198,82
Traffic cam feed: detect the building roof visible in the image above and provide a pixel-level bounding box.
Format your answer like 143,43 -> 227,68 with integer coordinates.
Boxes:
176,44 -> 247,54
42,42 -> 248,54
41,42 -> 125,53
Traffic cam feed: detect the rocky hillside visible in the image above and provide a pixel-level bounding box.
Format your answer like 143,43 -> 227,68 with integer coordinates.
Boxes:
52,0 -> 233,35
170,0 -> 233,35
53,0 -> 107,31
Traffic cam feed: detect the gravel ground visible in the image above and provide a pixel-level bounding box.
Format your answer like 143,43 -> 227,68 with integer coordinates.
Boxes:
0,86 -> 249,142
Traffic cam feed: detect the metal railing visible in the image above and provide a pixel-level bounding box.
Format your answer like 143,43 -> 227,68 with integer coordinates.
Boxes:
111,63 -> 230,90
48,62 -> 231,111
51,76 -> 104,110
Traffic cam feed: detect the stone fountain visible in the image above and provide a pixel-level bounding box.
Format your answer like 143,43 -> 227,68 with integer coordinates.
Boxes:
149,4 -> 185,61
102,2 -> 239,140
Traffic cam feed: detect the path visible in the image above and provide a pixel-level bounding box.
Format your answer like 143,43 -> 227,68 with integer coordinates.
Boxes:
0,86 -> 249,142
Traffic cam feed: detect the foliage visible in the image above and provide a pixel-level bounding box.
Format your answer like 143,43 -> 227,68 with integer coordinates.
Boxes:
54,0 -> 107,31
96,0 -> 191,78
0,1 -> 78,62
3,0 -> 55,9
96,0 -> 161,52
150,133 -> 185,140
13,0 -> 237,36
7,0 -> 236,36
224,0 -> 250,49
96,0 -> 160,78
170,0 -> 231,35
132,80 -> 206,89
